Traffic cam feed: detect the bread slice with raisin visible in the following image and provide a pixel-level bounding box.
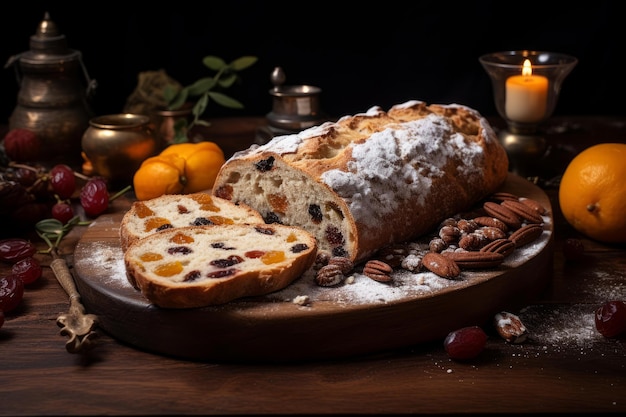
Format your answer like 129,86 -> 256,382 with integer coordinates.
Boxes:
123,224 -> 318,308
119,192 -> 264,251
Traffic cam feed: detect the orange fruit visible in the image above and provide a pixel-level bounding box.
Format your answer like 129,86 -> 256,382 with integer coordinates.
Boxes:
160,141 -> 225,193
133,154 -> 186,200
558,143 -> 626,243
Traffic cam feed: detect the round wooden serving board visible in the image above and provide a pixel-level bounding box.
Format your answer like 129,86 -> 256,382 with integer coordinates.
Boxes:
73,174 -> 553,363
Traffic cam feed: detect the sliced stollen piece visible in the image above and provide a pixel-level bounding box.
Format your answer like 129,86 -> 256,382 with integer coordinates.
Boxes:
119,192 -> 264,251
213,100 -> 509,263
124,224 -> 318,308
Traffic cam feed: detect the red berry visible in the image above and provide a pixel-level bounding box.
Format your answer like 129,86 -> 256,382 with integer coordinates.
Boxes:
444,326 -> 487,360
0,238 -> 36,264
50,164 -> 76,199
12,257 -> 42,285
52,201 -> 75,224
2,128 -> 40,162
595,300 -> 626,338
13,167 -> 38,187
0,274 -> 25,313
80,177 -> 109,217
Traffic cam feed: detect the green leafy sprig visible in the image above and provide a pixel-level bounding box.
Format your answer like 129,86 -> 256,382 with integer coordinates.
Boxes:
164,55 -> 258,143
36,216 -> 90,253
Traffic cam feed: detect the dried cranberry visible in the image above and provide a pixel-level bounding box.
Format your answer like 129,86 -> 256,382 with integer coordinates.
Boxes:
595,300 -> 626,338
12,257 -> 42,285
13,167 -> 38,187
3,128 -> 40,162
49,164 -> 76,200
80,177 -> 109,217
0,274 -> 25,313
0,239 -> 36,264
51,201 -> 75,224
444,326 -> 487,360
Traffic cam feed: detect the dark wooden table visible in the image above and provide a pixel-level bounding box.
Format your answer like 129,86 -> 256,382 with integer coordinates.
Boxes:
1,115 -> 625,415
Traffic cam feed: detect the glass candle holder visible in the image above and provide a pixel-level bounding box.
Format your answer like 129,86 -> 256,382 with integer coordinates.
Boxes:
479,51 -> 577,175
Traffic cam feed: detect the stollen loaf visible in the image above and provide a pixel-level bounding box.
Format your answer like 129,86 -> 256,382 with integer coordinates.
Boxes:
213,100 -> 509,263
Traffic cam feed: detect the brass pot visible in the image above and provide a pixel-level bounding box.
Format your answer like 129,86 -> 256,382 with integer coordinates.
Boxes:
152,102 -> 194,147
6,13 -> 96,166
81,114 -> 158,185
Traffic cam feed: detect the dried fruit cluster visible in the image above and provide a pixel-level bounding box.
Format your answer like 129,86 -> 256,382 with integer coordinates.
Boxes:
0,163 -> 117,236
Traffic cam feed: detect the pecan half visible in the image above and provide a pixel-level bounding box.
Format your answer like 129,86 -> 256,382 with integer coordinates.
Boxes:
459,232 -> 488,251
509,223 -> 544,247
429,237 -> 447,253
478,226 -> 507,241
442,251 -> 504,269
483,201 -> 522,229
473,216 -> 509,232
494,311 -> 528,344
363,259 -> 393,282
328,256 -> 354,275
315,264 -> 345,287
489,192 -> 520,202
480,238 -> 516,257
457,218 -> 479,233
519,197 -> 547,215
400,253 -> 423,272
439,225 -> 461,245
501,200 -> 544,224
422,252 -> 461,279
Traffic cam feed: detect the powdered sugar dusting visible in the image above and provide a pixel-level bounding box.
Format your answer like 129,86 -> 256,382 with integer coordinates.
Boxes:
520,304 -> 602,348
320,114 -> 485,226
74,242 -> 129,288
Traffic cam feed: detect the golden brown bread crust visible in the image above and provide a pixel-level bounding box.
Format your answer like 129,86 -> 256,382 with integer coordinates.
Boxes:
213,100 -> 509,263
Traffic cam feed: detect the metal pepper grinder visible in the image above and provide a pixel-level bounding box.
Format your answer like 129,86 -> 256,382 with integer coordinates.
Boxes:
5,12 -> 97,165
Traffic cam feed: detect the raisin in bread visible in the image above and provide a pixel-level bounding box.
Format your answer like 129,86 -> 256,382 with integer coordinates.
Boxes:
119,192 -> 264,251
213,100 -> 509,263
124,224 -> 317,308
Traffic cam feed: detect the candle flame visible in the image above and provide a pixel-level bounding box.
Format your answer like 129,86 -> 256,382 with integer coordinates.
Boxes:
522,59 -> 533,77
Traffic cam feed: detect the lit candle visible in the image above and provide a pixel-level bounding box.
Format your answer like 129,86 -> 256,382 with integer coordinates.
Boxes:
505,59 -> 548,123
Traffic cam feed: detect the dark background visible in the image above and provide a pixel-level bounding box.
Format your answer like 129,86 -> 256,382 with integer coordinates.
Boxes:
1,1 -> 624,125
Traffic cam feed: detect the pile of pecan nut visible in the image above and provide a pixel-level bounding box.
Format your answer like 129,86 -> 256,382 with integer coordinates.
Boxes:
315,191 -> 547,286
